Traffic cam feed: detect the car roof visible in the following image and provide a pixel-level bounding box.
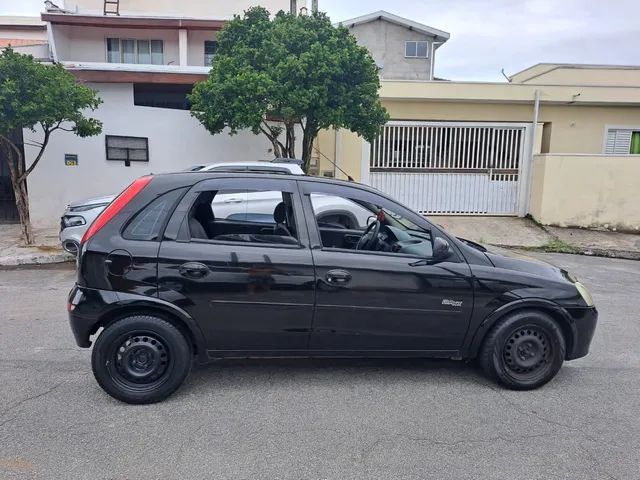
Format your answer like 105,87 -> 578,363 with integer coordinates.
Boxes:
153,171 -> 375,192
200,161 -> 304,175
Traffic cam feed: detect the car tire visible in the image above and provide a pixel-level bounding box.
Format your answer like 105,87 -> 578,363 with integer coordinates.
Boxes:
479,310 -> 566,390
91,315 -> 192,404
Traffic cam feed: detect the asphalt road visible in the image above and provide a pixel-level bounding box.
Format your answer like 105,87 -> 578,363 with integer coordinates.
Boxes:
1,253 -> 639,480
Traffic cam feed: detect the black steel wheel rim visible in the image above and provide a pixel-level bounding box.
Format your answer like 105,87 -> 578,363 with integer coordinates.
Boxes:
503,326 -> 552,378
107,331 -> 172,392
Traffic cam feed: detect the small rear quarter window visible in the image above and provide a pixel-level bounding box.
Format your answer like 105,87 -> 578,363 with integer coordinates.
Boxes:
123,187 -> 187,241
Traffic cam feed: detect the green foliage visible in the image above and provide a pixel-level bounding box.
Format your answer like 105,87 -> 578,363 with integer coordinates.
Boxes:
0,47 -> 102,138
190,7 -> 389,166
541,239 -> 581,254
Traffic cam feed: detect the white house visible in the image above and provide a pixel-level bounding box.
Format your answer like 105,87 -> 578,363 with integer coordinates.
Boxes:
15,0 -> 306,229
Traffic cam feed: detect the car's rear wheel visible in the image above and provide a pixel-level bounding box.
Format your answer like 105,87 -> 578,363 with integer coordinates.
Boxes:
91,315 -> 192,404
479,310 -> 565,390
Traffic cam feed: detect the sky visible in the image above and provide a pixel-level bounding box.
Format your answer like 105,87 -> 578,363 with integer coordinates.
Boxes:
2,0 -> 640,81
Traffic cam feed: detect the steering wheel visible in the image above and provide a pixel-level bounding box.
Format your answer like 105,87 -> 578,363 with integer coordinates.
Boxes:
356,220 -> 381,251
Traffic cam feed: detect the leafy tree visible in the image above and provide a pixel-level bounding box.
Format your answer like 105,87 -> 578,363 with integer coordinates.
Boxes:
190,7 -> 389,173
0,48 -> 102,244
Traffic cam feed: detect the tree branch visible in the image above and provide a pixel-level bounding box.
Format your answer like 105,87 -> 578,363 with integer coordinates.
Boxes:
261,120 -> 286,153
18,128 -> 51,183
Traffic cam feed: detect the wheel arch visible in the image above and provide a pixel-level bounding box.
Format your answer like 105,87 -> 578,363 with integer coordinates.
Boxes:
94,300 -> 208,364
467,299 -> 576,360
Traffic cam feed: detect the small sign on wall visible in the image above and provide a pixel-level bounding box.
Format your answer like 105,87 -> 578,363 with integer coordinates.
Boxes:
64,154 -> 78,167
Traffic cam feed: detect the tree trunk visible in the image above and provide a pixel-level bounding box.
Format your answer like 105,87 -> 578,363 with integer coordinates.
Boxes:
300,124 -> 318,174
13,179 -> 33,245
285,122 -> 296,159
1,140 -> 34,245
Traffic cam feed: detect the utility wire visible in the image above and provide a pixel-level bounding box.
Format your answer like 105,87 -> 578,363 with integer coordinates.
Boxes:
311,144 -> 355,182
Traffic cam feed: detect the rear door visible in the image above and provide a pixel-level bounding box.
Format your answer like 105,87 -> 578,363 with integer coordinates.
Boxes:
158,177 -> 315,356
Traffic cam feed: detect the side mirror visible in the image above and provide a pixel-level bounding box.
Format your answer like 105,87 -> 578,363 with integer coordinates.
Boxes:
366,215 -> 376,226
432,237 -> 453,264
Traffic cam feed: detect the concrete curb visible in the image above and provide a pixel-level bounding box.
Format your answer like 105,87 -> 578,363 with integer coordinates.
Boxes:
0,251 -> 74,268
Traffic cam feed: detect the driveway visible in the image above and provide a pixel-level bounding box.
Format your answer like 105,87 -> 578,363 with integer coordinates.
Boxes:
1,253 -> 639,479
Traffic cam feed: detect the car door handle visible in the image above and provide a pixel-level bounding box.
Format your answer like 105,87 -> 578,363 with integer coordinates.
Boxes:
179,262 -> 209,279
223,198 -> 244,204
326,269 -> 352,285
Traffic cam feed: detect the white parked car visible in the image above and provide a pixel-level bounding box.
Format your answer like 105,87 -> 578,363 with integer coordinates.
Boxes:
59,160 -> 369,254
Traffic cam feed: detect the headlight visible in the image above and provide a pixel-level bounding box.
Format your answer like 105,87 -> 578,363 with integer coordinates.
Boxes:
62,216 -> 86,228
575,281 -> 594,307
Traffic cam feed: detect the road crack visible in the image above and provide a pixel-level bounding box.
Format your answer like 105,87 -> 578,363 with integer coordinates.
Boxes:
0,381 -> 65,418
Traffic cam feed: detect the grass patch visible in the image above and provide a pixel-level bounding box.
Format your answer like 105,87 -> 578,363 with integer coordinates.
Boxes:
540,239 -> 581,254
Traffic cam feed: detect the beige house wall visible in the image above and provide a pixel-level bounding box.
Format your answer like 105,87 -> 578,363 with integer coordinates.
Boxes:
315,128 -> 337,177
529,154 -> 640,230
511,64 -> 640,86
320,99 -> 640,181
0,28 -> 47,42
315,79 -> 640,227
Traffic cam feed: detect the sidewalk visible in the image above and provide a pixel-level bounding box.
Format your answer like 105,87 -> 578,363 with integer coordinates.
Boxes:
1,216 -> 639,267
437,216 -> 640,260
0,224 -> 73,267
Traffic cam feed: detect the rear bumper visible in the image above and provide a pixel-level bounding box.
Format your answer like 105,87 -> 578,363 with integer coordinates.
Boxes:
565,306 -> 598,360
67,285 -> 119,348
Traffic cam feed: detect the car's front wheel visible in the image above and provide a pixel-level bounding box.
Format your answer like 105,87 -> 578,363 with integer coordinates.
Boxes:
479,310 -> 566,390
91,315 -> 192,404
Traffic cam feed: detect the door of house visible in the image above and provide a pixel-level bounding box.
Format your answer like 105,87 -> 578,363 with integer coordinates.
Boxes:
368,121 -> 530,216
0,129 -> 23,223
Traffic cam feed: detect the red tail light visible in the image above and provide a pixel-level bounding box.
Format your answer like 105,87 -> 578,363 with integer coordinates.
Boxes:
81,176 -> 153,245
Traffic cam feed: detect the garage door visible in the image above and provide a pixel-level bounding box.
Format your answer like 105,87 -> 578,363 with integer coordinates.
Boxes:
369,121 -> 530,215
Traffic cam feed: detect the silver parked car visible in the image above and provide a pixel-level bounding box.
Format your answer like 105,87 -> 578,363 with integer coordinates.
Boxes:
60,160 -> 307,254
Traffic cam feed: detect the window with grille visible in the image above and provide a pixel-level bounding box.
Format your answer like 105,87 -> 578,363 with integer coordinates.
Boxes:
105,136 -> 149,167
604,128 -> 640,154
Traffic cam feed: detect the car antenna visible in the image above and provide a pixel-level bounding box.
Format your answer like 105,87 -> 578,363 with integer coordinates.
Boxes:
311,145 -> 356,182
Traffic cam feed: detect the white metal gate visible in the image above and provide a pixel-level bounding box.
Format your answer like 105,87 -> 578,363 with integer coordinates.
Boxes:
369,121 -> 530,215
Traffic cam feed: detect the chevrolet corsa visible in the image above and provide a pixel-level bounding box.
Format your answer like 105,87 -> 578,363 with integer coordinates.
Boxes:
67,172 -> 597,404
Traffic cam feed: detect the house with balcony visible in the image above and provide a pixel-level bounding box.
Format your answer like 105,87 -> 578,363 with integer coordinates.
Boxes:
11,0 -> 299,228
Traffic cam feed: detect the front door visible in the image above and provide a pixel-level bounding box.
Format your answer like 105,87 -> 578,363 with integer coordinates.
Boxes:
299,181 -> 474,355
158,177 -> 315,356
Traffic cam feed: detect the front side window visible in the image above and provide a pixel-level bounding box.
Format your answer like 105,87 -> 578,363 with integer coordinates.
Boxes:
405,41 -> 429,58
106,38 -> 164,64
187,189 -> 299,246
308,190 -> 433,257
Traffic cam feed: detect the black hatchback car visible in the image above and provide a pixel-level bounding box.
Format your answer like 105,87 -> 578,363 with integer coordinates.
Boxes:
68,172 -> 597,404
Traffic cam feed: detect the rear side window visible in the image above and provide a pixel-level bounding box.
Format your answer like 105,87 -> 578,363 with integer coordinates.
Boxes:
123,187 -> 187,241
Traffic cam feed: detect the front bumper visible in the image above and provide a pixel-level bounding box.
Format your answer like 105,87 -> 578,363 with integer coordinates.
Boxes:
565,306 -> 598,360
